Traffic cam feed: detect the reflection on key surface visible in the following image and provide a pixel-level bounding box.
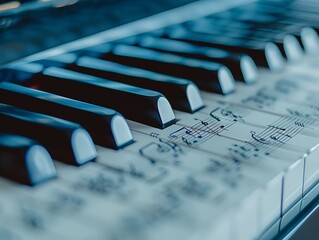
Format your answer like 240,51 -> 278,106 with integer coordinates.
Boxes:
133,35 -> 259,84
0,82 -> 134,149
0,133 -> 56,185
0,104 -> 97,165
38,53 -> 204,113
2,64 -> 176,129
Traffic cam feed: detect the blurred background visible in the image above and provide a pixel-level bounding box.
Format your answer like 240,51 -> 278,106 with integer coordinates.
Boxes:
0,0 -> 196,65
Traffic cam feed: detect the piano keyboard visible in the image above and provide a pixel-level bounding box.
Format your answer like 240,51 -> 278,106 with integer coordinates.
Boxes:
1,0 -> 319,239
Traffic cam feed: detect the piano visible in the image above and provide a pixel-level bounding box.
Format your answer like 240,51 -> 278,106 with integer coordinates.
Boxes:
0,0 -> 319,239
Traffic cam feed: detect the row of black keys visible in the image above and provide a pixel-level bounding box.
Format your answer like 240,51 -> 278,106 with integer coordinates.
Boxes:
0,0 -> 318,186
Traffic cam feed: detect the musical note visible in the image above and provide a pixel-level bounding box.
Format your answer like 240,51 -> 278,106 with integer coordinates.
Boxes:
273,79 -> 298,94
169,127 -> 194,138
194,117 -> 209,126
206,158 -> 241,175
162,187 -> 181,208
275,131 -> 292,138
245,141 -> 259,149
240,145 -> 252,151
220,109 -> 242,121
250,131 -> 270,145
181,137 -> 196,147
139,139 -> 184,165
193,117 -> 227,136
270,135 -> 285,144
209,112 -> 221,122
129,163 -> 145,179
158,138 -> 185,156
73,171 -> 125,195
150,132 -> 160,138
156,143 -> 171,153
286,108 -> 310,118
241,88 -> 276,108
139,142 -> 170,161
20,205 -> 45,230
169,127 -> 203,144
177,176 -> 212,198
228,146 -> 249,160
268,125 -> 286,131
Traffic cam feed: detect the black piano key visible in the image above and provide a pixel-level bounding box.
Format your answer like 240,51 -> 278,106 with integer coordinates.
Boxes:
278,20 -> 319,52
164,28 -> 285,71
5,63 -> 176,129
187,19 -> 256,38
0,133 -> 56,186
132,35 -> 258,84
67,56 -> 204,112
184,20 -> 303,63
242,1 -> 319,17
0,104 -> 97,166
0,82 -> 133,149
82,44 -> 236,94
35,53 -> 204,113
226,5 -> 319,52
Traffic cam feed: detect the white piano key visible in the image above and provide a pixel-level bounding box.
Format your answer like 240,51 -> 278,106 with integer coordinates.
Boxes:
289,135 -> 319,195
54,161 -> 246,240
188,212 -> 232,240
259,219 -> 281,240
232,189 -> 260,240
199,134 -> 305,215
200,64 -> 319,203
193,113 -> 319,203
99,144 -> 267,237
175,109 -> 309,214
0,221 -> 25,240
97,147 -> 264,239
280,199 -> 302,230
128,121 -> 302,234
0,180 -> 98,240
301,182 -> 319,210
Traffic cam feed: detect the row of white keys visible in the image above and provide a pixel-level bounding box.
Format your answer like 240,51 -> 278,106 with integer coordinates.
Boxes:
0,166 -> 163,240
203,101 -> 319,196
0,180 -> 73,240
97,144 -> 264,240
52,159 -> 262,240
176,108 -> 316,209
0,174 -> 140,240
202,59 -> 319,197
127,120 -> 303,238
0,157 -> 245,240
192,101 -> 319,195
